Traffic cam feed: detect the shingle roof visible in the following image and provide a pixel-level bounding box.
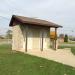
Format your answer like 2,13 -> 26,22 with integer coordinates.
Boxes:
9,15 -> 62,28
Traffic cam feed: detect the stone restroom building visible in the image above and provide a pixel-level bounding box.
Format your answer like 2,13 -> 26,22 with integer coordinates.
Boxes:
9,15 -> 62,52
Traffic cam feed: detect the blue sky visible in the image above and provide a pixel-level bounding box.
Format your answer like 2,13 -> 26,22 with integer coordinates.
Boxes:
0,0 -> 75,36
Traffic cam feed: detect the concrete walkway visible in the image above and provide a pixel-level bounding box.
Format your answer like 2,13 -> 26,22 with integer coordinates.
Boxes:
26,49 -> 75,67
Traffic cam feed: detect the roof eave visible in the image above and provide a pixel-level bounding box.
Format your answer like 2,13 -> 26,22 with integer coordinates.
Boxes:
9,15 -> 63,28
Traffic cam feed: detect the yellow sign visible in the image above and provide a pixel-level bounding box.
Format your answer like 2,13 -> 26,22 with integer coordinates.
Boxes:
50,31 -> 57,39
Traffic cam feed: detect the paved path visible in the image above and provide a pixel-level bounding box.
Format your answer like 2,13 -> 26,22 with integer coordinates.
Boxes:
26,49 -> 75,67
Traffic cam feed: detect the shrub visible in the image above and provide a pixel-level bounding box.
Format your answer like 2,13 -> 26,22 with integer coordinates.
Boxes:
64,34 -> 68,42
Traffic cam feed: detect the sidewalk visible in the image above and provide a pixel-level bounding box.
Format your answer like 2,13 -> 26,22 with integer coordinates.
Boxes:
26,49 -> 75,67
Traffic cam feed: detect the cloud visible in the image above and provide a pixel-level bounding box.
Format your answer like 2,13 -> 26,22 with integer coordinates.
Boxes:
0,0 -> 75,35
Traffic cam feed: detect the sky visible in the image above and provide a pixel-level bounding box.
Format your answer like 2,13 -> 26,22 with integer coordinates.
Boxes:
0,0 -> 75,36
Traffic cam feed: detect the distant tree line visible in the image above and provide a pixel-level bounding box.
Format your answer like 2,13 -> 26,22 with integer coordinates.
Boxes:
59,33 -> 75,42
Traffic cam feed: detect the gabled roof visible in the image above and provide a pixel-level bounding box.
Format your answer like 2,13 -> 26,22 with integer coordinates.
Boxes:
9,15 -> 62,28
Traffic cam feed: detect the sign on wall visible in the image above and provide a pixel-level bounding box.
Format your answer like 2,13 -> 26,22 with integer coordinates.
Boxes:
50,31 -> 57,40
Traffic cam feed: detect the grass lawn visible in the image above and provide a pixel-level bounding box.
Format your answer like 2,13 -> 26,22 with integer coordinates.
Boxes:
0,44 -> 75,75
61,42 -> 75,44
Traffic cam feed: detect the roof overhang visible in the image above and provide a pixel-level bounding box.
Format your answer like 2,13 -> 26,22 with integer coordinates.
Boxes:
9,15 -> 62,28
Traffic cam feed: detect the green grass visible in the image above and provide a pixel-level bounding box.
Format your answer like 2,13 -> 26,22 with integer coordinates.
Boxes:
71,47 -> 75,55
0,44 -> 75,75
60,42 -> 75,44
